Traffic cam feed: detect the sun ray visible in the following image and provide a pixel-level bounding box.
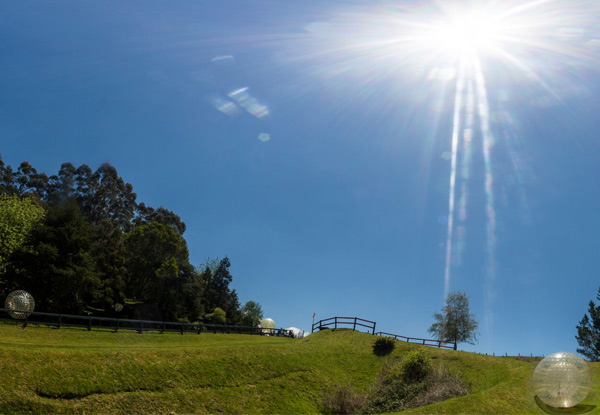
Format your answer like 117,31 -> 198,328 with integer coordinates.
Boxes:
473,55 -> 498,335
286,0 -> 600,334
443,55 -> 466,298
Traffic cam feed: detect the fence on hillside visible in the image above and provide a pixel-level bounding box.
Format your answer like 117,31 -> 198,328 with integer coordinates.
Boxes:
0,308 -> 294,337
375,331 -> 456,350
312,316 -> 376,334
312,316 -> 457,350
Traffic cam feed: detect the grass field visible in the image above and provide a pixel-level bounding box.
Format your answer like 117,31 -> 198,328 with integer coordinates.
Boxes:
0,322 -> 598,414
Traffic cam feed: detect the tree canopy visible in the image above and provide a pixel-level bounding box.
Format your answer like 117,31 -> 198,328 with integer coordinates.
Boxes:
0,155 -> 261,325
241,301 -> 264,327
0,194 -> 45,267
575,287 -> 600,361
428,291 -> 478,346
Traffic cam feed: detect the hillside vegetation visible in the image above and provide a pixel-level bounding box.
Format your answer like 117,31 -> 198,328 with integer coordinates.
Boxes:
0,323 -> 598,414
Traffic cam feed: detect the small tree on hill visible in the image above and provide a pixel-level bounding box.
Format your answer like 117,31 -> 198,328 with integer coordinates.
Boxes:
241,301 -> 263,327
428,291 -> 478,346
575,287 -> 600,361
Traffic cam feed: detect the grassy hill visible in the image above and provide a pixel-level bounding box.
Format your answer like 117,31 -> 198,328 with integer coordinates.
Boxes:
0,322 -> 598,414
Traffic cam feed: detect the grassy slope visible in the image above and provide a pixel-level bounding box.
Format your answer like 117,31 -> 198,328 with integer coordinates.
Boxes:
0,323 -> 598,414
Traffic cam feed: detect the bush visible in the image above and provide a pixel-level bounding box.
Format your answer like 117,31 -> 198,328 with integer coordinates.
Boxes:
400,350 -> 432,383
363,351 -> 466,413
404,368 -> 470,409
205,307 -> 226,325
373,337 -> 395,356
323,386 -> 368,415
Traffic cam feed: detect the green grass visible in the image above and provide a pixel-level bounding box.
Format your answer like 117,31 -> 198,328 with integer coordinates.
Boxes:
0,322 -> 599,414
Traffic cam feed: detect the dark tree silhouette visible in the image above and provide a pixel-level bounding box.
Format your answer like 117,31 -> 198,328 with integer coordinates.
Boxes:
575,287 -> 600,361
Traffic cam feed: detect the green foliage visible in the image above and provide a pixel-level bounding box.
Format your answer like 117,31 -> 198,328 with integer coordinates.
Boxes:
241,301 -> 263,327
575,286 -> 600,361
366,377 -> 428,414
0,155 -> 249,324
365,350 -> 468,413
400,350 -> 432,383
5,200 -> 102,314
201,257 -> 242,324
205,307 -> 227,325
0,194 -> 45,267
373,336 -> 396,356
428,291 -> 478,346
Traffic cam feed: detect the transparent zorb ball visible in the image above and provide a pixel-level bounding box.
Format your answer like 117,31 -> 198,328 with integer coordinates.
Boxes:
259,318 -> 276,333
5,290 -> 35,320
533,352 -> 591,408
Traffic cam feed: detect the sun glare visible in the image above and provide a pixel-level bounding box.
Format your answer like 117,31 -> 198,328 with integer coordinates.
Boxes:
298,0 -> 599,339
432,11 -> 504,56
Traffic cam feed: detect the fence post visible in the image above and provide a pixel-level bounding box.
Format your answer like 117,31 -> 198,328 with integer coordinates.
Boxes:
372,322 -> 376,335
58,315 -> 62,329
334,317 -> 337,329
139,320 -> 144,334
162,322 -> 166,333
180,324 -> 184,335
453,342 -> 457,351
353,318 -> 357,331
116,319 -> 119,332
88,317 -> 92,331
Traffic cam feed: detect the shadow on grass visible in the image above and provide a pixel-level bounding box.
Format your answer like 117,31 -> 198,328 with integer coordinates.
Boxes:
534,396 -> 595,414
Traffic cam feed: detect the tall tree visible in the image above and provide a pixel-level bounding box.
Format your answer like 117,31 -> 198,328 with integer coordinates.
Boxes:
13,161 -> 48,198
134,203 -> 186,235
82,163 -> 137,230
78,163 -> 136,313
201,257 -> 241,324
428,291 -> 478,346
123,222 -> 200,321
6,200 -> 101,314
46,162 -> 77,205
575,287 -> 600,361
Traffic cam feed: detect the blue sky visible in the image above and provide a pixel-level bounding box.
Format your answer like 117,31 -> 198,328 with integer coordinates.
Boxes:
1,0 -> 599,356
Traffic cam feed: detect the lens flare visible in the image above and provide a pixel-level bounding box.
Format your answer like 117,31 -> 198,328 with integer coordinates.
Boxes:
283,0 -> 599,336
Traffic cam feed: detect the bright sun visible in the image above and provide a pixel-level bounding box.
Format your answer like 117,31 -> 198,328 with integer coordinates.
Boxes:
433,11 -> 504,55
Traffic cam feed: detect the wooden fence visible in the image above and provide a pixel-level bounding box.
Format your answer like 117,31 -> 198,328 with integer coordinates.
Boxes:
312,316 -> 376,334
375,331 -> 456,350
312,316 -> 457,350
0,308 -> 293,337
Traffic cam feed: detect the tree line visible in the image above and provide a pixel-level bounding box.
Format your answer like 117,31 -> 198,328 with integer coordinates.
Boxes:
0,155 -> 262,326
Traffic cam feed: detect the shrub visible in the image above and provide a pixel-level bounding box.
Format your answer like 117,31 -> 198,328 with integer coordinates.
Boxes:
365,379 -> 427,414
205,307 -> 226,325
373,337 -> 395,356
400,350 -> 432,383
404,368 -> 470,409
364,352 -> 467,413
323,386 -> 368,414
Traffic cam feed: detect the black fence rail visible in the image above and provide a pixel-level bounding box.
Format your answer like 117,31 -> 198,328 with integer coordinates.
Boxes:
311,316 -> 456,351
376,331 -> 457,350
312,316 -> 376,334
0,308 -> 293,337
